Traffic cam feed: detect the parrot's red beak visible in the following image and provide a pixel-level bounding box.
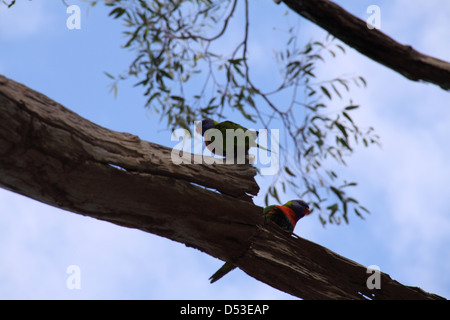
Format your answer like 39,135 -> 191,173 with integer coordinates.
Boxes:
305,208 -> 311,215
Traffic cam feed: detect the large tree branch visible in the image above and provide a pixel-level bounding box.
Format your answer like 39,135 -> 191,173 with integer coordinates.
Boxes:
0,74 -> 260,262
281,0 -> 450,91
0,75 -> 444,299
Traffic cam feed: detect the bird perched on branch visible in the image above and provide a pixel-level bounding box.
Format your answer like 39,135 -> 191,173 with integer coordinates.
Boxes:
209,200 -> 310,283
196,118 -> 271,158
262,199 -> 310,232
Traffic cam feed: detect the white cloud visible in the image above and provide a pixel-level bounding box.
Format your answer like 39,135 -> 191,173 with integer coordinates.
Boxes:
0,1 -> 48,39
0,188 -> 295,299
382,0 -> 450,60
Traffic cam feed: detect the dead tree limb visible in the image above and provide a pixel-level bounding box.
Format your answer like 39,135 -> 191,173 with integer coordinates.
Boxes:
0,75 -> 444,299
281,0 -> 450,91
240,224 -> 445,300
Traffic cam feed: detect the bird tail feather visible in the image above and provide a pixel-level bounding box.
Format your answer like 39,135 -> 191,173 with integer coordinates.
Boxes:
209,262 -> 236,283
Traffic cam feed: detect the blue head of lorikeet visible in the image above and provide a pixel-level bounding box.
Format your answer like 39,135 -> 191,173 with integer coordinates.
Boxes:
286,199 -> 311,221
196,118 -> 217,136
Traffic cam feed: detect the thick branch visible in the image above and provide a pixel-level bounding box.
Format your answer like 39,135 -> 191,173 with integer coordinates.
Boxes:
0,75 -> 444,299
0,74 -> 260,262
239,224 -> 445,300
282,0 -> 450,91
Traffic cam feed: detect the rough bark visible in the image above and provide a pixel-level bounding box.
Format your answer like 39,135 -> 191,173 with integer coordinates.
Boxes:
239,224 -> 445,300
281,0 -> 450,91
0,75 -> 445,299
0,74 -> 260,262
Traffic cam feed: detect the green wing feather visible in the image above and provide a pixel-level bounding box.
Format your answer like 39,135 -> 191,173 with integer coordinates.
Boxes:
263,205 -> 277,218
263,204 -> 293,232
215,121 -> 249,132
214,121 -> 271,152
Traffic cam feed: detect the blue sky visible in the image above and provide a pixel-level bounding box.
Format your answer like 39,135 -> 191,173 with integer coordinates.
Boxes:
0,0 -> 449,299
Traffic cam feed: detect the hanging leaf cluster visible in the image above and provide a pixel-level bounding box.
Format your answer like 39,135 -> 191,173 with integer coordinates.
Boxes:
96,0 -> 380,226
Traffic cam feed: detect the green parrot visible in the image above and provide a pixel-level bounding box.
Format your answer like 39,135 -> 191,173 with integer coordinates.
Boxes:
209,200 -> 310,283
196,118 -> 271,157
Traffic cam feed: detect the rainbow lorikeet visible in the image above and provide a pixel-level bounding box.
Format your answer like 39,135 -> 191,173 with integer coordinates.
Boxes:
196,119 -> 271,157
209,200 -> 310,283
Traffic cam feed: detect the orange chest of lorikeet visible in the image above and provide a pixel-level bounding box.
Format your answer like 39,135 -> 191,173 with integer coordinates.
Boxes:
263,200 -> 310,232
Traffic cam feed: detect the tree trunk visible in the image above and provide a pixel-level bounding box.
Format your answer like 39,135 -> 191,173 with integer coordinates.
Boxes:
0,75 -> 444,299
281,0 -> 450,91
